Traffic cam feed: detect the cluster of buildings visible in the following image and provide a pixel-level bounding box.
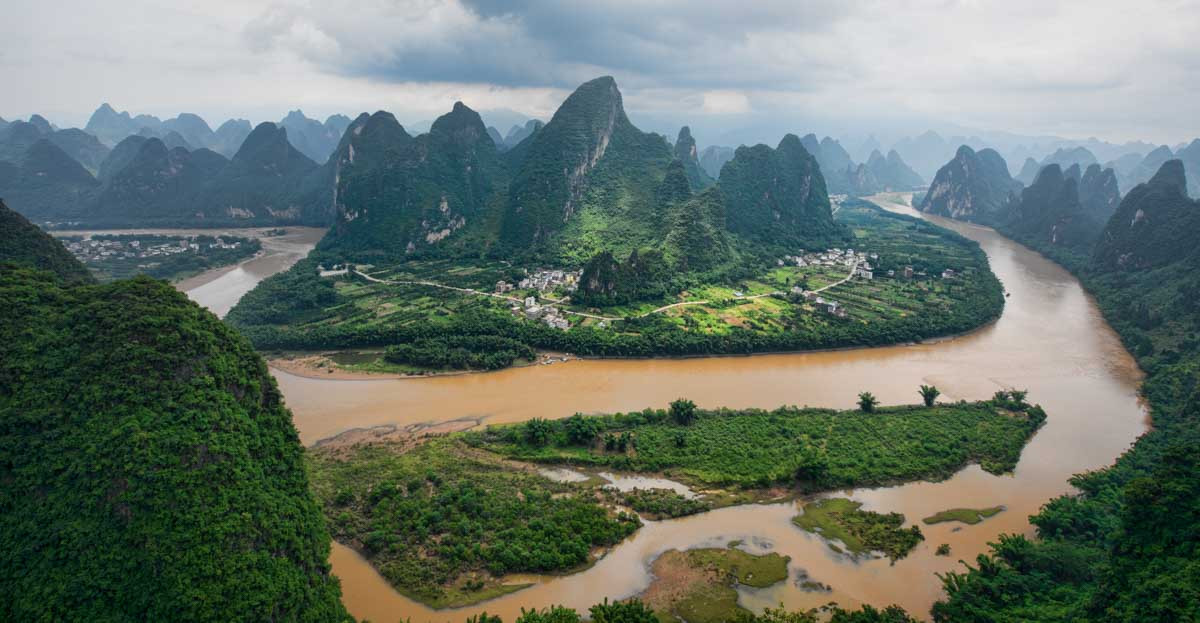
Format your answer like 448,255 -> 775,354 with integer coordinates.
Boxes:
789,288 -> 848,318
779,247 -> 878,272
64,236 -> 242,264
317,263 -> 350,278
496,269 -> 580,295
514,296 -> 570,330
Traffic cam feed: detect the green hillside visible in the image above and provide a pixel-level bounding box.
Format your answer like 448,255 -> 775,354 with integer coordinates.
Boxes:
932,160 -> 1200,621
0,198 -> 93,283
0,215 -> 350,620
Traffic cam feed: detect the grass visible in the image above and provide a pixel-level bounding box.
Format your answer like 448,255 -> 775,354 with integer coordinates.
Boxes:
688,547 -> 790,587
922,506 -> 1006,525
234,200 -> 1004,362
792,497 -> 924,561
644,546 -> 789,623
306,438 -> 640,609
469,401 -> 1047,491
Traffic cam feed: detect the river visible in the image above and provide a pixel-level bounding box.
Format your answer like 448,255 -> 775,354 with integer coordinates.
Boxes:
52,225 -> 326,318
184,195 -> 1147,622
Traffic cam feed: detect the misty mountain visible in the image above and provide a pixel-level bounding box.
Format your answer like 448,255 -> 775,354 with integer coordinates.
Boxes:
0,138 -> 100,220
673,126 -> 715,191
1040,146 -> 1099,170
278,110 -> 351,163
487,126 -> 504,148
919,145 -> 1022,222
84,103 -> 164,145
699,145 -> 735,179
999,163 -> 1119,256
1094,160 -> 1196,270
502,119 -> 544,150
161,113 -> 214,150
211,119 -> 253,157
1015,157 -> 1041,186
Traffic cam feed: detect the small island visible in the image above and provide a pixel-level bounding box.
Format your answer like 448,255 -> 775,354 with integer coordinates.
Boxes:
306,391 -> 1046,608
793,498 -> 923,561
641,545 -> 790,623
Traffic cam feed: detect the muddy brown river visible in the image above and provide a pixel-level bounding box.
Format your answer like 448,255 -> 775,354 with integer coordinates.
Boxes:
186,195 -> 1147,622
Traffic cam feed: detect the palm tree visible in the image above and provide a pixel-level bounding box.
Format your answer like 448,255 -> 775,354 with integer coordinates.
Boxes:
919,384 -> 941,407
669,398 -> 697,425
858,391 -> 879,413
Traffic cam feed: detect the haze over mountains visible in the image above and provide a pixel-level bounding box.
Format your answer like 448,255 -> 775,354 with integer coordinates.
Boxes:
3,92 -> 1199,235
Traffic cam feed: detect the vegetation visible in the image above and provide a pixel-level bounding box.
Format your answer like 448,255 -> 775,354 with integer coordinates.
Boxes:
931,166 -> 1200,620
468,399 -> 1045,490
919,384 -> 941,406
229,201 -> 1005,370
936,544 -> 952,556
0,198 -> 93,283
306,438 -> 640,608
0,267 -> 349,621
857,391 -> 879,412
792,498 -> 924,561
923,506 -> 1005,525
717,134 -> 847,249
606,488 -> 711,519
641,546 -> 790,623
384,335 -> 536,370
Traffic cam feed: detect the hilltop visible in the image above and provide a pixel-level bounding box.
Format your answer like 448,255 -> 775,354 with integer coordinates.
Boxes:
0,213 -> 350,620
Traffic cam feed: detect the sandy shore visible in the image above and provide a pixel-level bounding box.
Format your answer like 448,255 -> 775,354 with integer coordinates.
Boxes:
268,351 -> 577,381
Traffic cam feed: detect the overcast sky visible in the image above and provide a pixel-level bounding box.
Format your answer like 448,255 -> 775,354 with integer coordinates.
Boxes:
3,0 -> 1197,145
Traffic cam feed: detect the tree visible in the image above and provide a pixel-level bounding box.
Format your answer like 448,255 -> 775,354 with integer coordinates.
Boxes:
794,447 -> 830,489
564,413 -> 600,445
919,385 -> 941,407
525,418 -> 551,446
669,398 -> 698,425
589,598 -> 658,623
516,606 -> 583,623
858,391 -> 879,413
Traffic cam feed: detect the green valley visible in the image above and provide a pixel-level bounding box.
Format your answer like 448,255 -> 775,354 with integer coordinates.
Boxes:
228,199 -> 1003,371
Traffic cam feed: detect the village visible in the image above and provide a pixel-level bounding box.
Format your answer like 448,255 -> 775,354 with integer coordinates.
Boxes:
62,235 -> 247,264
497,269 -> 582,331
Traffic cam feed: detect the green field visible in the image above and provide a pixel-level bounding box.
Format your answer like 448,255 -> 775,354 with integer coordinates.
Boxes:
467,398 -> 1047,490
228,200 -> 1005,368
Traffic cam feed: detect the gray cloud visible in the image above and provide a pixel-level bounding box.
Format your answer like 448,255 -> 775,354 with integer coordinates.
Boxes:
1,0 -> 1198,145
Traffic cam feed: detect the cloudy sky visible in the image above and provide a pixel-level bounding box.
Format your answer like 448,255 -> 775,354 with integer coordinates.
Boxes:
3,0 -> 1197,145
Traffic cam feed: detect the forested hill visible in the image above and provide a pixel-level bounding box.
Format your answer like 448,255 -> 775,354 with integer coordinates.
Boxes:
0,232 -> 350,619
919,145 -> 1022,222
932,160 -> 1200,620
0,198 -> 93,283
311,75 -> 844,268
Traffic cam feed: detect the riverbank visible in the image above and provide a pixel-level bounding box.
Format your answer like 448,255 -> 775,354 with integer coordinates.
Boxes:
267,350 -> 578,380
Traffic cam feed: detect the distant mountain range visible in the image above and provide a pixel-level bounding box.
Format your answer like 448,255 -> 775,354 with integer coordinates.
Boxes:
0,115 -> 332,226
83,103 -> 349,162
918,144 -> 1124,258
